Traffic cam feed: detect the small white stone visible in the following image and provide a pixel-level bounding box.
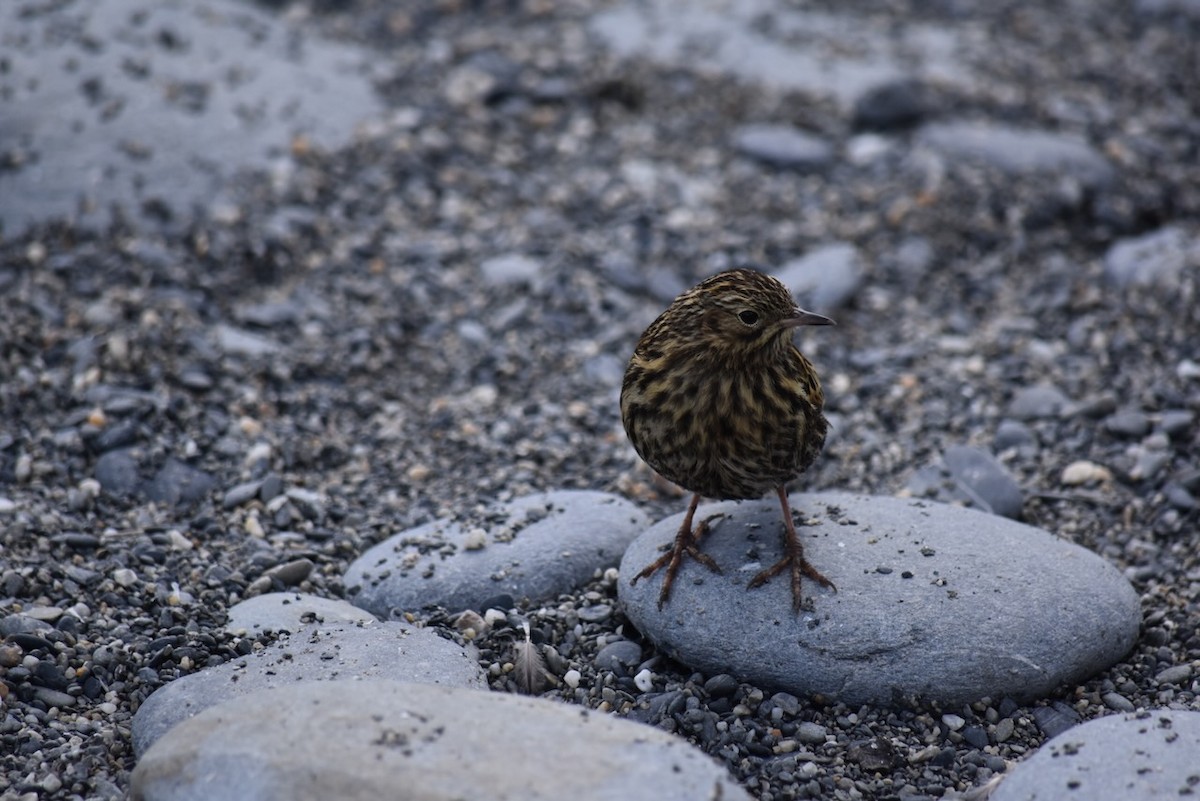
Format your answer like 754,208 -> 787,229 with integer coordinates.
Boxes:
463,528 -> 488,551
634,668 -> 654,692
78,478 -> 102,499
564,669 -> 582,689
942,713 -> 966,731
167,529 -> 193,550
0,497 -> 16,514
112,568 -> 138,588
1061,460 -> 1111,486
245,442 -> 272,468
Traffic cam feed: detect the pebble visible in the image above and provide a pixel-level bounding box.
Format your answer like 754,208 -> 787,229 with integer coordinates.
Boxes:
918,121 -> 1114,187
941,445 -> 1024,519
595,639 -> 643,672
1153,664 -> 1193,686
731,124 -> 834,170
1101,691 -> 1136,712
1061,460 -> 1112,486
853,78 -> 931,130
132,680 -> 751,800
479,253 -> 543,287
993,420 -> 1037,453
1103,225 -> 1199,287
773,242 -> 866,310
795,721 -> 828,745
344,490 -> 648,616
131,621 -> 487,756
93,448 -> 141,497
1103,409 -> 1150,438
213,324 -> 282,357
144,459 -> 217,508
619,492 -> 1140,706
992,710 -> 1200,801
1008,384 -> 1070,419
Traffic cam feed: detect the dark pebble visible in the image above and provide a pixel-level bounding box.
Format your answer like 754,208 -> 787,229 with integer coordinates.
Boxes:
1104,409 -> 1150,438
1032,702 -> 1082,738
993,420 -> 1036,452
223,480 -> 264,509
259,473 -> 284,502
703,673 -> 741,698
94,448 -> 141,497
853,78 -> 931,130
962,725 -> 989,749
594,639 -> 642,671
942,445 -> 1024,519
144,459 -> 217,507
477,593 -> 515,613
54,532 -> 101,549
1165,483 -> 1197,510
32,661 -> 69,691
92,419 -> 141,453
1159,409 -> 1194,437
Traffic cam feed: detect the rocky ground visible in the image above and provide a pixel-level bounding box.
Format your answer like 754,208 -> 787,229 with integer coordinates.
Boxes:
1,0 -> 1199,799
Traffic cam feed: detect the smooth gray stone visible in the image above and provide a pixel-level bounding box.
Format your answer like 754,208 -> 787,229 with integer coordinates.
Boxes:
942,445 -> 1024,519
345,490 -> 649,616
93,448 -> 141,497
144,459 -> 217,507
774,243 -> 865,310
131,620 -> 486,757
224,592 -> 378,635
619,492 -> 1140,707
1008,384 -> 1070,419
1104,225 -> 1200,288
589,1 -> 976,107
918,122 -> 1114,187
0,0 -> 382,234
992,710 -> 1200,801
732,124 -> 834,170
131,680 -> 751,801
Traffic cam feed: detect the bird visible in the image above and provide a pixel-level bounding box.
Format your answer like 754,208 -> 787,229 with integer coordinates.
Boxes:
620,266 -> 836,612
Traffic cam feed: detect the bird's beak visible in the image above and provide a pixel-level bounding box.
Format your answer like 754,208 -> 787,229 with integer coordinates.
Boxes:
784,307 -> 835,328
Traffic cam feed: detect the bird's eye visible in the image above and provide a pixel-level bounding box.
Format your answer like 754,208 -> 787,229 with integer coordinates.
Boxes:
737,310 -> 760,326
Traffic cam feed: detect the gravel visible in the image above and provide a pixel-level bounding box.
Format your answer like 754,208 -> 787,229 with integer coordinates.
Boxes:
2,0 -> 1199,799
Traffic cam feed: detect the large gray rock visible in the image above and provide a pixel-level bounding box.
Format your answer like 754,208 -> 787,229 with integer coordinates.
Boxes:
774,243 -> 866,310
130,621 -> 486,757
917,122 -> 1114,187
131,679 -> 752,801
1103,225 -> 1200,288
619,492 -> 1140,706
992,710 -> 1200,801
345,490 -> 649,616
0,0 -> 382,234
223,592 -> 378,635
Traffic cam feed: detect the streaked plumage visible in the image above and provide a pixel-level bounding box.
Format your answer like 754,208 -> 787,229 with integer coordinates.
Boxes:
621,267 -> 836,611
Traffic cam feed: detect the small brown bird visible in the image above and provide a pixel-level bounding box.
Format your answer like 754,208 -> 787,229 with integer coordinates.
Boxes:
621,267 -> 836,612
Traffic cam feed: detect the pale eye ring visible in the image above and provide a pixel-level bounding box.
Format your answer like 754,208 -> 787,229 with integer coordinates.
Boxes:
737,309 -> 760,326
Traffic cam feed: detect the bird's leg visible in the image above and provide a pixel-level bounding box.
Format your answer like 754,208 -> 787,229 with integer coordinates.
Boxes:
631,493 -> 723,609
747,487 -> 836,612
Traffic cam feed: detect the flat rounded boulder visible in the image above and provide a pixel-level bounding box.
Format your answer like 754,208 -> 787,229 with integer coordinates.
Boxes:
619,492 -> 1140,706
345,490 -> 648,616
132,679 -> 751,801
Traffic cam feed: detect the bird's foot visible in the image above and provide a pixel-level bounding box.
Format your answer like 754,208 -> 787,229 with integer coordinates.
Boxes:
747,533 -> 836,613
631,513 -> 724,609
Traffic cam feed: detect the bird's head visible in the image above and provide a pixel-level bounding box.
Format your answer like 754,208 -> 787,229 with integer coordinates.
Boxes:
673,267 -> 834,356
